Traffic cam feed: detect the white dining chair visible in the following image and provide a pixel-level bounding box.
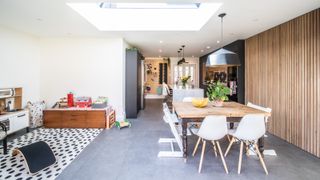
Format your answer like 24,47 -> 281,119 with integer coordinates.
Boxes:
191,116 -> 229,174
162,103 -> 179,123
224,114 -> 268,175
247,102 -> 272,122
158,103 -> 197,158
227,102 -> 272,146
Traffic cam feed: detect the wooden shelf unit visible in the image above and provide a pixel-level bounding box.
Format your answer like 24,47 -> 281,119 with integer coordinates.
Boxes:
0,87 -> 22,112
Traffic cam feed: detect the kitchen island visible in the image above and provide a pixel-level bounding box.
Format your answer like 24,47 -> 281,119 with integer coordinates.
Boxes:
170,85 -> 204,102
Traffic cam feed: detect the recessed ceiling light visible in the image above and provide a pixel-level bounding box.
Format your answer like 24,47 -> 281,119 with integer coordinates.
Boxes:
67,3 -> 222,31
192,55 -> 194,58
36,18 -> 43,21
159,40 -> 163,43
159,49 -> 162,53
201,50 -> 204,52
206,46 -> 211,49
217,40 -> 220,43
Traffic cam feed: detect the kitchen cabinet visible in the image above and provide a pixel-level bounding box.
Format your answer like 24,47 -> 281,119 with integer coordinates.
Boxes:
125,49 -> 144,118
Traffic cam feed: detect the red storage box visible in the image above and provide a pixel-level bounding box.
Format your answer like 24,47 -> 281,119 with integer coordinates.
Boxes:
75,97 -> 92,108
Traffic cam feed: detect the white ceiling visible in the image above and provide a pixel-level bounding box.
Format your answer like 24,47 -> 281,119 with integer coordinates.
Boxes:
0,0 -> 319,57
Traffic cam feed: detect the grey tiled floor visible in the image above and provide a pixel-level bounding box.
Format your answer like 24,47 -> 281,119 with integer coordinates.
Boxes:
57,99 -> 320,180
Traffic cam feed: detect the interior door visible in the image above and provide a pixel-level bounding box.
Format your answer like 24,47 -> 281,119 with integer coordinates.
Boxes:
173,64 -> 196,86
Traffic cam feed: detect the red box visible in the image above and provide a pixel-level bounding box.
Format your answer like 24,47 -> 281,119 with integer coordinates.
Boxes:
75,97 -> 92,108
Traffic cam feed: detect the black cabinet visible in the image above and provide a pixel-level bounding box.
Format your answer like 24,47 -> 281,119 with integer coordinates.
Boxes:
199,40 -> 245,104
125,50 -> 144,118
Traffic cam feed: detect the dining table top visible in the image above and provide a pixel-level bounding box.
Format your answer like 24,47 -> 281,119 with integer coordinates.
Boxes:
172,101 -> 271,119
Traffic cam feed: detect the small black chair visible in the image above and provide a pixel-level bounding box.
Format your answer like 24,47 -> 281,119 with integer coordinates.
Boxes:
0,122 -> 8,154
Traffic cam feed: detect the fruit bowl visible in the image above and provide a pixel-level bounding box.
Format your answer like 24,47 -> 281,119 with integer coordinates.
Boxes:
191,98 -> 209,108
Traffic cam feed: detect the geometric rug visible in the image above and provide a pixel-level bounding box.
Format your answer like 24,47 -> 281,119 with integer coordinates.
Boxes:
0,128 -> 102,180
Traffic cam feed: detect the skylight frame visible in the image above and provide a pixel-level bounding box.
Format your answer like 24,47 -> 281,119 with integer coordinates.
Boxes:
99,3 -> 201,9
67,2 -> 222,31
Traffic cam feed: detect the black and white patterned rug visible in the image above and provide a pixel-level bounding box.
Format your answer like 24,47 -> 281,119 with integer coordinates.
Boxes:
0,128 -> 102,180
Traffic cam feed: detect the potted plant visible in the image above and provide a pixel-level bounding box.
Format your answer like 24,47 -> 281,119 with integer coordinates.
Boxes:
180,76 -> 191,88
206,81 -> 231,107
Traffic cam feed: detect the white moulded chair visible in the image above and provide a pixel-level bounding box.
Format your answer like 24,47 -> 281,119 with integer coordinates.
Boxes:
247,102 -> 272,123
227,102 -> 272,149
246,102 -> 276,156
224,114 -> 269,175
158,103 -> 197,158
192,116 -> 229,174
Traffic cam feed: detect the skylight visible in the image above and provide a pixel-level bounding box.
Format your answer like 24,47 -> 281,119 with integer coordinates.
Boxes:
67,2 -> 222,31
99,3 -> 201,9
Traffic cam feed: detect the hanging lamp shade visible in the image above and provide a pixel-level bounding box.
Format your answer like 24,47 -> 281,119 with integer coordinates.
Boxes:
177,45 -> 188,65
206,13 -> 240,67
177,57 -> 187,65
206,48 -> 240,67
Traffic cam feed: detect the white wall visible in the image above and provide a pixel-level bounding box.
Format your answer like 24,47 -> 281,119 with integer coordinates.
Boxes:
169,57 -> 200,87
0,26 -> 128,117
39,38 -> 126,116
0,27 -> 41,106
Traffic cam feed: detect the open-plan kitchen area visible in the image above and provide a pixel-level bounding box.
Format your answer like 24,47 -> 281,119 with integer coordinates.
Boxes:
1,0 -> 320,180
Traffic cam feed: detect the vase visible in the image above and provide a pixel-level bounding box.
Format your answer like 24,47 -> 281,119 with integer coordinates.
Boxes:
213,100 -> 224,107
182,82 -> 187,88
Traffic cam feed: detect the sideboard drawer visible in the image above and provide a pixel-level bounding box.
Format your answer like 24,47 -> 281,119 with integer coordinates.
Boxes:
62,111 -> 87,128
44,111 -> 62,128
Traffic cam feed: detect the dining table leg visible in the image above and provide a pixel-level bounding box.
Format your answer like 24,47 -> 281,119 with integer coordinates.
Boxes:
258,136 -> 264,155
182,119 -> 188,161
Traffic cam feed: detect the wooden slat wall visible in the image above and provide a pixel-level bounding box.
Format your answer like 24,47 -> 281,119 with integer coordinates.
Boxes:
245,8 -> 320,157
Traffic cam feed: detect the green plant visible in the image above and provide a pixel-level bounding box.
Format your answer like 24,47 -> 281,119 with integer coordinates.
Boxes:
206,81 -> 231,102
180,76 -> 191,86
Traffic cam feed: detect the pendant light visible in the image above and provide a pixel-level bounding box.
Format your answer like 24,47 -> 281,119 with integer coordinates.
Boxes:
206,13 -> 240,67
177,45 -> 188,65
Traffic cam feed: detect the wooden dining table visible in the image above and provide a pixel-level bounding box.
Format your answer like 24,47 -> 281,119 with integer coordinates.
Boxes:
172,101 -> 271,160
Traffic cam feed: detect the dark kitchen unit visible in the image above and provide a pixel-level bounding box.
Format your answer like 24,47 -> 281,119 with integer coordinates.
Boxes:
199,40 -> 245,104
125,49 -> 144,118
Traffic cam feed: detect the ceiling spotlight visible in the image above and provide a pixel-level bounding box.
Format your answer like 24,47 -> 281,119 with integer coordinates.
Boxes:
217,40 -> 220,43
206,46 -> 211,49
159,40 -> 163,43
159,49 -> 162,53
192,55 -> 195,58
201,50 -> 204,52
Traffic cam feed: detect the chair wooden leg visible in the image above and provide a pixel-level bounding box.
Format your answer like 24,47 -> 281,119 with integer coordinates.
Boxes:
211,141 -> 218,157
245,141 -> 250,156
193,137 -> 201,157
198,140 -> 206,173
227,135 -> 231,142
254,143 -> 269,175
238,141 -> 244,174
224,137 -> 235,157
216,141 -> 229,174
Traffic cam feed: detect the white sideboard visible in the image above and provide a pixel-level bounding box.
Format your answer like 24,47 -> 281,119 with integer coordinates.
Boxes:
0,110 -> 29,135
